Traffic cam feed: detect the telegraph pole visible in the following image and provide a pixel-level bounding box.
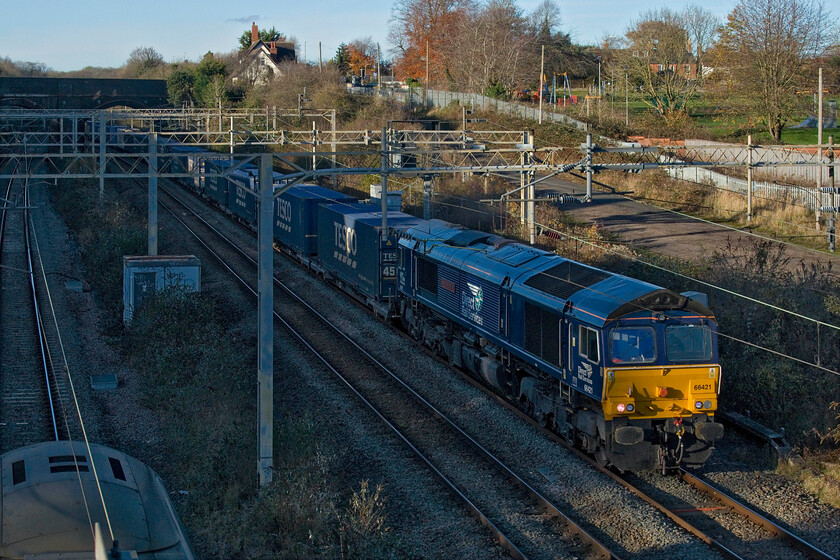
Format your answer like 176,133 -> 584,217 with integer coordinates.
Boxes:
319,42 -> 323,72
377,43 -> 382,88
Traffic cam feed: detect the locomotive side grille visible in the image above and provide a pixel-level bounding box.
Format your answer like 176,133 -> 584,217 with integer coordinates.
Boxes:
524,262 -> 610,300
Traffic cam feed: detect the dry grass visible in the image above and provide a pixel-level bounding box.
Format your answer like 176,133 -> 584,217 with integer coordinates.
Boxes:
606,169 -> 823,248
777,457 -> 840,509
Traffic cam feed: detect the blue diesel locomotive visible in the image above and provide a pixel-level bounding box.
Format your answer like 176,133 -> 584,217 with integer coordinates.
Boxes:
120,129 -> 724,471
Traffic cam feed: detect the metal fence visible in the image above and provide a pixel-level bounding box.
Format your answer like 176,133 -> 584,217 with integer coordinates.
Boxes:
664,164 -> 822,210
684,139 -> 833,184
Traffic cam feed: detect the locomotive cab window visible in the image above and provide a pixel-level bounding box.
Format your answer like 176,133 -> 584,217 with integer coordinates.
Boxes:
665,324 -> 713,362
578,325 -> 600,363
609,326 -> 656,364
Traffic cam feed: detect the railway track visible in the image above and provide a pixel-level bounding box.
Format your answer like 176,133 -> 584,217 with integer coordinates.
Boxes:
156,182 -> 621,560
143,168 -> 834,559
0,159 -> 70,451
437,341 -> 837,560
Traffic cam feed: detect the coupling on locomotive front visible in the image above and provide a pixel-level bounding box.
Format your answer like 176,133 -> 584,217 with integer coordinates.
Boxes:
397,220 -> 724,472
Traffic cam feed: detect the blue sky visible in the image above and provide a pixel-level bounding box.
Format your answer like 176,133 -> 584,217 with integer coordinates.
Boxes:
1,0 -> 736,72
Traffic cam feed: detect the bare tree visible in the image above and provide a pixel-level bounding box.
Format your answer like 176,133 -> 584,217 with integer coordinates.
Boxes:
124,46 -> 164,78
613,8 -> 700,119
529,0 -> 561,39
718,0 -> 835,141
450,0 -> 533,93
681,5 -> 719,79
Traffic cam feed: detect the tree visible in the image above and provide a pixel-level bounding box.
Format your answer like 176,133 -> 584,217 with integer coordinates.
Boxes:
347,37 -> 377,79
450,0 -> 533,93
717,0 -> 835,141
334,43 -> 350,76
194,52 -> 228,107
167,69 -> 195,107
612,8 -> 699,119
238,25 -> 284,50
124,46 -> 164,77
681,5 -> 719,79
388,0 -> 473,83
529,0 -> 561,40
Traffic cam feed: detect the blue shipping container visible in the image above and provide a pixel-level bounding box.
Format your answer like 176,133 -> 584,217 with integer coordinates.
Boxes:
317,203 -> 424,301
274,185 -> 356,256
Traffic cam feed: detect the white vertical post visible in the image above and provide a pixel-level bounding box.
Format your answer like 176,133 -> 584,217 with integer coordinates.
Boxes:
817,68 -> 823,229
148,132 -> 158,256
258,153 -> 274,486
229,116 -> 234,155
747,134 -> 753,223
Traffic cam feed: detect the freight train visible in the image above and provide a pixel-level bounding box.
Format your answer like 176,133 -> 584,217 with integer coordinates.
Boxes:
112,127 -> 724,472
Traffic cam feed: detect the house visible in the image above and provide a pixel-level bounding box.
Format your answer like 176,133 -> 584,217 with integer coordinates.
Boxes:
231,23 -> 296,86
648,62 -> 699,80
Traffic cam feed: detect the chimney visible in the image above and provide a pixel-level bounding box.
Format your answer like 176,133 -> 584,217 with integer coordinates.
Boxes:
251,22 -> 259,45
269,41 -> 277,55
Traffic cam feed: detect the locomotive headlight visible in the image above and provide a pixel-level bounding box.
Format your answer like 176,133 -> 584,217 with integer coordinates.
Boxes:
704,400 -> 713,409
626,404 -> 634,412
617,403 -> 626,413
695,401 -> 703,409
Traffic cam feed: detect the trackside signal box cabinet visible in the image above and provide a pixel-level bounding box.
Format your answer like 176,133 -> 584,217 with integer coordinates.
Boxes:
123,255 -> 201,323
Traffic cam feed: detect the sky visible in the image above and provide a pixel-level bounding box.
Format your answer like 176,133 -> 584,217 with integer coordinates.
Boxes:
1,0 -> 737,72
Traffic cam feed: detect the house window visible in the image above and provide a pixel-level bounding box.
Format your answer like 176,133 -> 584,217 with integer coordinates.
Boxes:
657,64 -> 665,72
685,64 -> 691,75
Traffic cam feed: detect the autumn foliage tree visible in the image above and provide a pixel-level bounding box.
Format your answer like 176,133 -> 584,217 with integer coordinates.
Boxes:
347,37 -> 377,80
389,0 -> 471,84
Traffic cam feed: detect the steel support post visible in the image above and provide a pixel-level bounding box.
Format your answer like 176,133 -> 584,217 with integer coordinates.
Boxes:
59,118 -> 64,155
423,176 -> 432,220
72,116 -> 77,152
585,133 -> 593,200
99,112 -> 106,197
830,135 -> 836,252
520,131 -> 527,225
381,127 -> 389,237
148,132 -> 158,256
528,130 -> 536,245
331,109 -> 337,186
258,153 -> 275,486
312,121 -> 317,171
747,135 -> 753,223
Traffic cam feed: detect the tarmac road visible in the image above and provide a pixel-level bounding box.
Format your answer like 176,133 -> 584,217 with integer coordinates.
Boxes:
527,172 -> 840,271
